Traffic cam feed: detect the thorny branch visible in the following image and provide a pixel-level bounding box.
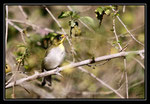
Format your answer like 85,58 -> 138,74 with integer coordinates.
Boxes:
6,50 -> 144,89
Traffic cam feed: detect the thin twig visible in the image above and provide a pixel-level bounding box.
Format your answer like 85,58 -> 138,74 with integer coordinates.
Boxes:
118,71 -> 125,86
5,5 -> 8,52
109,24 -> 144,40
43,5 -> 77,56
100,82 -> 125,95
112,14 -> 128,98
78,67 -> 124,98
8,19 -> 63,35
133,57 -> 145,69
139,53 -> 144,59
67,6 -> 96,34
129,80 -> 144,89
111,5 -> 144,47
123,6 -> 126,13
5,49 -> 144,89
112,17 -> 122,51
124,57 -> 128,98
43,5 -> 67,34
18,6 -> 28,20
7,20 -> 27,44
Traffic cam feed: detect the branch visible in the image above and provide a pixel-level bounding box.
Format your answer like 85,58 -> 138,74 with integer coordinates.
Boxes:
7,20 -> 27,44
112,16 -> 122,51
109,24 -> 144,40
67,6 -> 96,34
5,5 -> 8,52
18,6 -> 28,20
5,50 -> 144,89
123,58 -> 128,98
43,5 -> 76,55
111,6 -> 144,47
8,19 -> 64,35
78,67 -> 124,98
133,57 -> 145,69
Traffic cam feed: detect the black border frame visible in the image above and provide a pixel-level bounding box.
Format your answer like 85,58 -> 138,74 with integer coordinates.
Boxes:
3,3 -> 147,101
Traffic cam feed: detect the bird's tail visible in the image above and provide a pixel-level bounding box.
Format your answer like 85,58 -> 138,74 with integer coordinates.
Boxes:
41,75 -> 52,86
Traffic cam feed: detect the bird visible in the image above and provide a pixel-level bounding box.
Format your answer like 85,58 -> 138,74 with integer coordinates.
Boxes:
41,34 -> 66,86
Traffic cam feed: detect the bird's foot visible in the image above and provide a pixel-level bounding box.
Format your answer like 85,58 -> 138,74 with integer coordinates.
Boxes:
55,67 -> 63,78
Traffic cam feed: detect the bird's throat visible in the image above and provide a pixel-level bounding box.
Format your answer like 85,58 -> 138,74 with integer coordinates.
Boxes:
58,43 -> 65,50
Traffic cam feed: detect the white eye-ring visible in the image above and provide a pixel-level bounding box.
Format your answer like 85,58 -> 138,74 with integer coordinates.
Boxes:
59,36 -> 62,40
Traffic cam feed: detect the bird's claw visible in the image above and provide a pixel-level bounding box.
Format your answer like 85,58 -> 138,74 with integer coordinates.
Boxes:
55,67 -> 63,78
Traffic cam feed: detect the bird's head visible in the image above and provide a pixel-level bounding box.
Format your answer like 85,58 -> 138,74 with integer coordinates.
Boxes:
52,34 -> 66,46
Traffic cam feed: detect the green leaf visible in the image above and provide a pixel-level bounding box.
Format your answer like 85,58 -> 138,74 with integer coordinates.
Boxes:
114,12 -> 120,17
58,11 -> 73,19
105,9 -> 111,15
117,40 -> 122,44
71,11 -> 80,19
24,65 -> 29,70
95,7 -> 106,27
95,7 -> 105,15
17,44 -> 26,48
112,41 -> 117,44
80,16 -> 95,27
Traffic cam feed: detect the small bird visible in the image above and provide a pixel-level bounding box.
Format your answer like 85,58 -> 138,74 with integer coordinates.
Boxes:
41,34 -> 66,86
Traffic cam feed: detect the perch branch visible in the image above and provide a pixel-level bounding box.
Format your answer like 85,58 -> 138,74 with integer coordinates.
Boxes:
5,50 -> 144,89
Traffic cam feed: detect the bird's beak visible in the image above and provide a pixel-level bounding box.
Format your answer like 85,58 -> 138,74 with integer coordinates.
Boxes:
62,34 -> 66,38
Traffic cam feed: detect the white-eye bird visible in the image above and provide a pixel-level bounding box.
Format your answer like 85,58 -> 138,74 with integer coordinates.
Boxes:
41,34 -> 66,86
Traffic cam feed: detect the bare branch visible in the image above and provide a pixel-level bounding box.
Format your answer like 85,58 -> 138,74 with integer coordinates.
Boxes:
67,6 -> 96,34
18,6 -> 28,20
133,57 -> 145,69
109,24 -> 144,40
7,20 -> 27,44
112,10 -> 129,98
5,50 -> 144,89
139,53 -> 144,59
123,6 -> 126,13
124,58 -> 128,98
112,16 -> 122,51
5,5 -> 8,52
43,5 -> 76,55
129,80 -> 144,89
111,6 -> 144,47
8,19 -> 64,35
78,67 -> 124,98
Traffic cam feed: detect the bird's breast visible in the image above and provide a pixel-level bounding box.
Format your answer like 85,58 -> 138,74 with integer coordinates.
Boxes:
44,46 -> 65,70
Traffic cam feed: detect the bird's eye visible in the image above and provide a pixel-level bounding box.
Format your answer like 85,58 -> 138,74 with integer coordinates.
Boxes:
59,36 -> 62,40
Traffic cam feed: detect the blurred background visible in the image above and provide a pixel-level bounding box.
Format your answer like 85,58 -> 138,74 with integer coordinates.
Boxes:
5,5 -> 145,99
